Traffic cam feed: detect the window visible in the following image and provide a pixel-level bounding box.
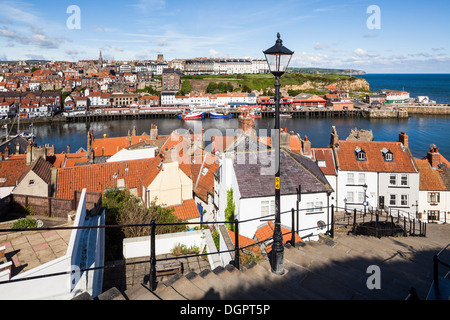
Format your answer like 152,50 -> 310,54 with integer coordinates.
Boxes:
401,175 -> 408,186
347,192 -> 354,203
428,211 -> 440,221
358,192 -> 365,203
358,173 -> 366,185
401,195 -> 408,206
390,194 -> 397,206
382,148 -> 394,162
390,175 -> 397,186
29,179 -> 35,185
428,192 -> 440,203
314,202 -> 324,212
347,173 -> 354,184
261,200 -> 275,217
355,147 -> 366,161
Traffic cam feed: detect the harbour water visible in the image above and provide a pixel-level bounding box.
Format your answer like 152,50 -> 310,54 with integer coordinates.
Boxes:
30,74 -> 450,160
33,115 -> 450,160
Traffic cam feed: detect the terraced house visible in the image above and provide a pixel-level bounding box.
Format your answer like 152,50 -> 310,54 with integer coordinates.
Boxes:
331,128 -> 419,216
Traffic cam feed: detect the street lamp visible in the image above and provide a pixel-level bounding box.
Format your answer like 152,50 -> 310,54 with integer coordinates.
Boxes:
363,184 -> 368,215
264,33 -> 294,275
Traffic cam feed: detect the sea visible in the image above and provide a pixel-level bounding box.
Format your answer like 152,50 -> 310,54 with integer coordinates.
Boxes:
356,74 -> 450,104
32,74 -> 450,160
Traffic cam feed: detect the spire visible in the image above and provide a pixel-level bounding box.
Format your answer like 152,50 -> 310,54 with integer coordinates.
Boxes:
99,50 -> 103,66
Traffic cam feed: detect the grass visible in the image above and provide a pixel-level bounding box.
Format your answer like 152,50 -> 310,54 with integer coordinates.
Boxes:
182,73 -> 358,93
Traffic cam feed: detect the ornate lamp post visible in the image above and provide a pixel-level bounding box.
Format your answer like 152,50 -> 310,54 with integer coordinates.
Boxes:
363,183 -> 368,215
263,33 -> 294,275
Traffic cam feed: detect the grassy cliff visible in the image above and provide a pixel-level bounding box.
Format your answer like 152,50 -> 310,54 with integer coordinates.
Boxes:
182,73 -> 369,95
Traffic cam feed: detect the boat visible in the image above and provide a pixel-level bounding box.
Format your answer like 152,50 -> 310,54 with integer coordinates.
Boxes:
178,109 -> 205,120
210,112 -> 233,119
249,109 -> 262,118
280,113 -> 293,119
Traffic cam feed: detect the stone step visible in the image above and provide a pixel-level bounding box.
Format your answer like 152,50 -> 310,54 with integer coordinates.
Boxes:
153,283 -> 187,300
164,273 -> 207,300
123,284 -> 160,300
284,246 -> 373,300
242,262 -> 305,300
291,243 -> 412,300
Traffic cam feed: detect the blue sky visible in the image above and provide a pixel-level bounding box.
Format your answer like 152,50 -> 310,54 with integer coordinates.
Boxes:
0,0 -> 449,73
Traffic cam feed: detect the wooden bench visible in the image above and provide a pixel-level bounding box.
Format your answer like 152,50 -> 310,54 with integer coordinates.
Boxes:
156,260 -> 182,277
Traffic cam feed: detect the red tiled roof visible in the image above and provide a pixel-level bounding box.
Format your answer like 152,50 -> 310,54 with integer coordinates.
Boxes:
193,152 -> 220,202
168,199 -> 200,220
56,158 -> 162,199
0,159 -> 28,187
255,221 -> 302,253
227,229 -> 261,259
415,159 -> 446,191
335,141 -> 417,173
312,148 -> 337,176
91,136 -> 153,157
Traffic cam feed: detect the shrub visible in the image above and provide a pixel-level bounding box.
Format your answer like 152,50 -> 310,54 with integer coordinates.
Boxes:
12,218 -> 40,231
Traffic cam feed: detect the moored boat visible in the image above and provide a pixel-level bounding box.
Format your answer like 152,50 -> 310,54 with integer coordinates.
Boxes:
210,112 -> 233,119
178,109 -> 205,120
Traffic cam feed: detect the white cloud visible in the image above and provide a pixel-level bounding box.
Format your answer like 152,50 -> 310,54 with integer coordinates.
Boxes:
209,49 -> 220,57
314,42 -> 328,50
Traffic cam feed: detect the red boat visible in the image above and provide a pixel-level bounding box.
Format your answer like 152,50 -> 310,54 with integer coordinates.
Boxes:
178,109 -> 205,120
249,109 -> 262,118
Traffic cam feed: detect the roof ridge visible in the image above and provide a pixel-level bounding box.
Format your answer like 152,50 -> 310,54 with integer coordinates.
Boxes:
284,149 -> 333,193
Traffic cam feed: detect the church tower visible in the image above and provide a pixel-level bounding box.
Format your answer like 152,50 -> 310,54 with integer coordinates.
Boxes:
99,50 -> 104,67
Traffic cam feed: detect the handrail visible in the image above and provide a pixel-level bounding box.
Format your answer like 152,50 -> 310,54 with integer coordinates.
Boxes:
433,244 -> 450,298
0,202 -> 426,293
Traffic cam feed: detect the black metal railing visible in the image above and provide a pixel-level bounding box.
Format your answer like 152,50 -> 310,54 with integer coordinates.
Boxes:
334,205 -> 426,238
0,203 -> 426,294
432,244 -> 450,299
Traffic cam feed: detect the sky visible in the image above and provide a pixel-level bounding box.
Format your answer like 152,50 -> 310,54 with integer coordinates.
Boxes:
0,0 -> 449,73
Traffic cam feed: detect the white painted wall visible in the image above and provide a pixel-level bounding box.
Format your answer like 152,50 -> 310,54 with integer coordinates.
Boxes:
418,190 -> 450,223
0,189 -> 105,300
122,228 -> 222,270
237,193 -> 330,241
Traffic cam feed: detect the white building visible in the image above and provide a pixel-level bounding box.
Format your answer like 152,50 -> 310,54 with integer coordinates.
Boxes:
0,189 -> 105,300
415,146 -> 450,224
331,129 -> 420,217
160,92 -> 176,106
217,134 -> 333,241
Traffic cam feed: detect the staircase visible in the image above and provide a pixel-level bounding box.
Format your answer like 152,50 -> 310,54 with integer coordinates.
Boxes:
94,223 -> 449,300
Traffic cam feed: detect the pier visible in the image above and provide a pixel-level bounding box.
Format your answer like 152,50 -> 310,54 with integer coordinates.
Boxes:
64,109 -> 364,123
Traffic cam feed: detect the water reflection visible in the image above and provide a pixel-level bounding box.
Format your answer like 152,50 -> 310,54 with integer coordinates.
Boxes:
33,116 -> 450,159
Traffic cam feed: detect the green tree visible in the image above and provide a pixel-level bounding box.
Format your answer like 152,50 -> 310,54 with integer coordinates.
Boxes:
103,189 -> 187,260
225,188 -> 235,231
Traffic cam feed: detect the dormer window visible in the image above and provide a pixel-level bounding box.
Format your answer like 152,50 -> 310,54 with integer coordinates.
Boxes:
381,148 -> 394,162
355,147 -> 366,161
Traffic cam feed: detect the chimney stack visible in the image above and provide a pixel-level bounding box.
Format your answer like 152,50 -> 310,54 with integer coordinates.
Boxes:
399,132 -> 409,149
302,136 -> 312,156
427,145 -> 441,168
150,124 -> 158,140
330,126 -> 339,147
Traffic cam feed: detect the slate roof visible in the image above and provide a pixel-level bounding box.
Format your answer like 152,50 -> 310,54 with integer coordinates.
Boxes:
233,150 -> 332,199
0,136 -> 29,155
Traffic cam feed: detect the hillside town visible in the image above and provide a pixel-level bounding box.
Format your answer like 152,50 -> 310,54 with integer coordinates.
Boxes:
0,55 -> 449,301
0,54 -> 436,122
